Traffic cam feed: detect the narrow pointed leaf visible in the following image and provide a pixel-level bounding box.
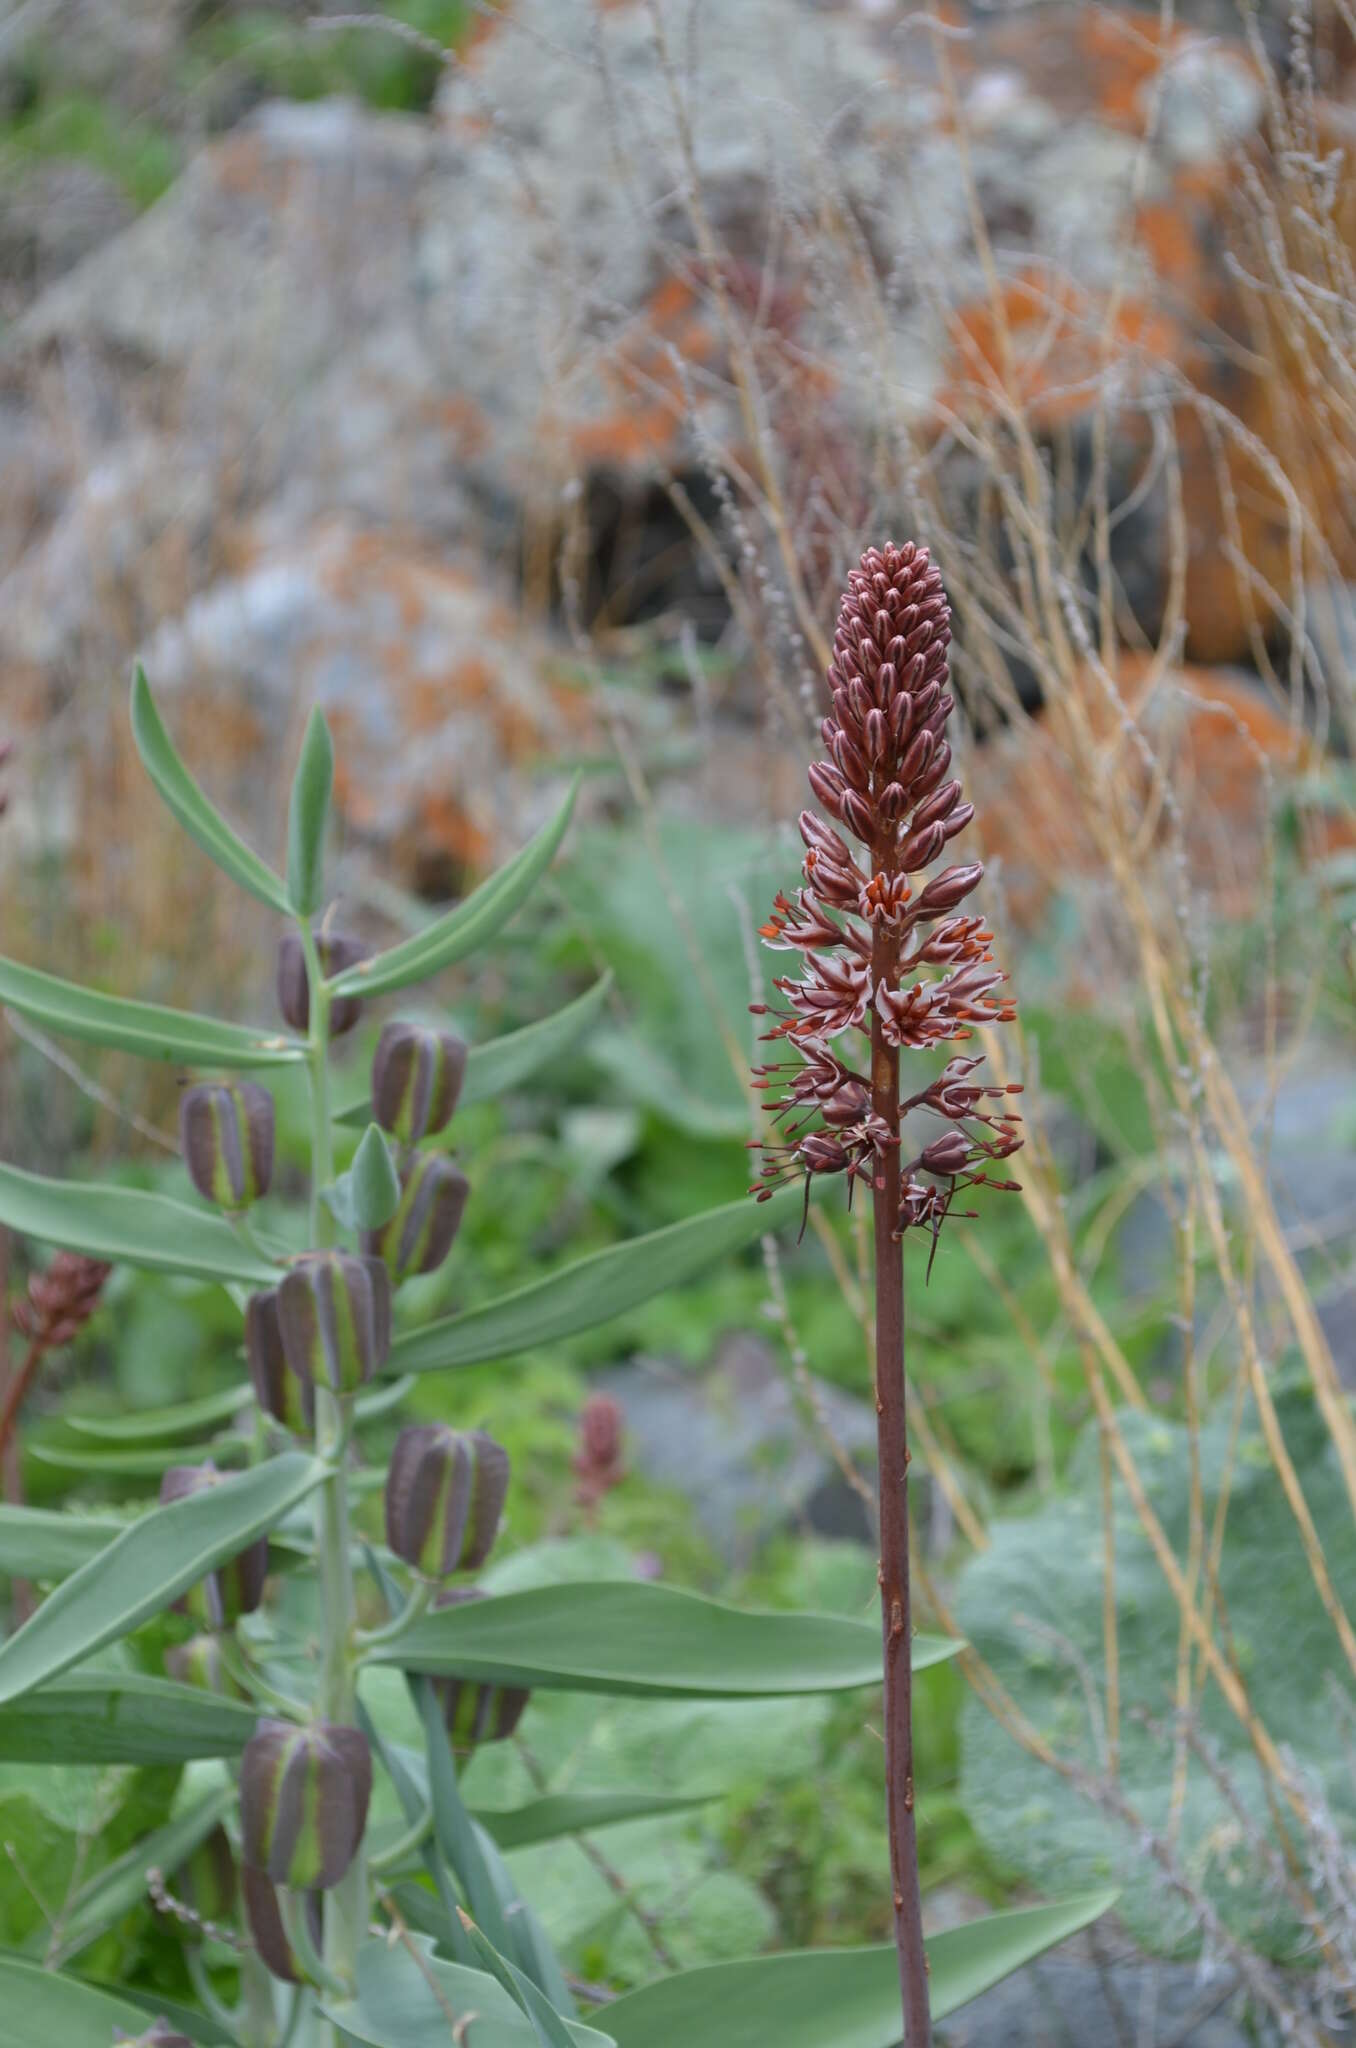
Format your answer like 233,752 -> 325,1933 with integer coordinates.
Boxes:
368,1580 -> 952,1696
131,666 -> 290,913
603,1891 -> 1121,2046
0,1955 -> 222,2047
0,1505 -> 123,1579
31,1439 -> 247,1478
0,954 -> 304,1068
387,1181 -> 807,1375
0,1671 -> 256,1764
64,1383 -> 253,1443
335,975 -> 613,1126
350,1123 -> 402,1230
286,705 -> 334,915
0,1162 -> 277,1284
0,1452 -> 324,1705
328,777 -> 580,1000
416,1678 -> 518,1962
455,1914 -> 578,2048
53,1782 -> 238,1962
474,1788 -> 713,1851
322,1942 -> 614,2048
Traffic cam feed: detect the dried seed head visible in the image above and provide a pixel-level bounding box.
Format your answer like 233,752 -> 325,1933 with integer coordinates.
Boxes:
371,1022 -> 468,1144
384,1425 -> 510,1579
180,1082 -> 275,1210
158,1464 -> 268,1628
361,1154 -> 468,1285
277,1251 -> 391,1397
240,1717 -> 372,1890
429,1588 -> 532,1758
12,1251 -> 110,1346
241,1865 -> 322,1985
245,1287 -> 314,1433
275,929 -> 369,1038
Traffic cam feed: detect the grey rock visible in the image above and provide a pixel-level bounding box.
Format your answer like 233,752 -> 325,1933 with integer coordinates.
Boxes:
939,1953 -> 1257,2046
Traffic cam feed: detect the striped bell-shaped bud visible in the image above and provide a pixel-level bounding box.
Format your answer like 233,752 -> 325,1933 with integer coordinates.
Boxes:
371,1021 -> 468,1144
180,1082 -> 274,1211
277,1251 -> 391,1398
361,1154 -> 468,1285
240,1717 -> 372,1890
159,1464 -> 268,1628
385,1426 -> 509,1580
429,1589 -> 531,1759
114,2023 -> 193,2047
165,1633 -> 249,1700
276,929 -> 368,1039
176,1822 -> 237,1928
241,1865 -> 322,1985
245,1287 -> 314,1433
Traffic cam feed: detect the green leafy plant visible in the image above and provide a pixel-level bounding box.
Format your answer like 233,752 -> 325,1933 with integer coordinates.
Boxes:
0,669 -> 1112,2044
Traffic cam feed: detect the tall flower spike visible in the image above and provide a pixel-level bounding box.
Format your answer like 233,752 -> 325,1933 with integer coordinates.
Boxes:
749,543 -> 1022,2048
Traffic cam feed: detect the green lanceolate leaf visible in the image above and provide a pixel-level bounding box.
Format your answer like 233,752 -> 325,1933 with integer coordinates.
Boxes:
603,1891 -> 1121,2047
349,1123 -> 402,1230
31,1439 -> 247,1478
455,1915 -> 578,2048
387,1181 -> 807,1375
0,1452 -> 324,1705
368,1580 -> 953,1697
0,1670 -> 256,1765
0,1162 -> 277,1285
0,1954 -> 219,2048
130,666 -> 291,914
286,705 -> 335,915
64,1383 -> 253,1443
0,955 -> 304,1069
416,1678 -> 520,1969
322,1941 -> 614,2048
335,975 -> 614,1127
0,1505 -> 123,1580
474,1788 -> 713,1852
52,1782 -> 238,1964
328,777 -> 581,1001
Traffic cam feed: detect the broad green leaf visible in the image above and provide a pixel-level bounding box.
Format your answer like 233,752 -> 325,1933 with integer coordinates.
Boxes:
64,1383 -> 252,1443
322,1940 -> 614,2048
0,1506 -> 122,1580
475,1788 -> 712,1851
369,1580 -> 953,1696
603,1891 -> 1120,2046
0,954 -> 303,1069
335,975 -> 614,1126
0,1672 -> 255,1766
0,1162 -> 277,1285
31,1439 -> 246,1478
328,777 -> 580,1000
286,704 -> 334,915
388,1182 -> 807,1375
53,1783 -> 237,1961
130,666 -> 290,914
0,1955 -> 217,2048
0,1452 -> 323,1705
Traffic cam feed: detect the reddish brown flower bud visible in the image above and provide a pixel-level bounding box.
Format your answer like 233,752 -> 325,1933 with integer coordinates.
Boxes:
277,1251 -> 391,1397
245,1287 -> 314,1433
159,1464 -> 268,1628
573,1393 -> 625,1510
276,930 -> 369,1039
12,1252 -> 110,1346
919,1131 -> 972,1176
180,1082 -> 274,1210
362,1155 -> 468,1285
384,1425 -> 509,1579
371,1021 -> 468,1144
241,1865 -> 322,1984
914,863 -> 983,918
240,1717 -> 372,1890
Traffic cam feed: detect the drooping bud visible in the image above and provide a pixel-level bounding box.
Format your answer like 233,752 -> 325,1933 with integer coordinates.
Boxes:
165,1633 -> 249,1699
276,929 -> 369,1039
240,1717 -> 372,1890
277,1251 -> 391,1398
113,2022 -> 193,2047
245,1287 -> 314,1433
361,1154 -> 468,1285
176,1822 -> 237,1928
429,1589 -> 532,1758
158,1465 -> 268,1628
384,1426 -> 509,1580
371,1021 -> 468,1144
180,1082 -> 274,1210
241,1865 -> 322,1984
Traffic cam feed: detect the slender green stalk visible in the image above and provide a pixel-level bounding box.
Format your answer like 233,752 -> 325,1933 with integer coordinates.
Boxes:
298,924 -> 367,2025
238,1945 -> 279,2048
354,1577 -> 433,1652
367,1803 -> 435,1875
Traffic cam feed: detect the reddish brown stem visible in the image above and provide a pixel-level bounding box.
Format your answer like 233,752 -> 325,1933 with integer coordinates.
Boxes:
871,861 -> 931,2048
0,1334 -> 45,1491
